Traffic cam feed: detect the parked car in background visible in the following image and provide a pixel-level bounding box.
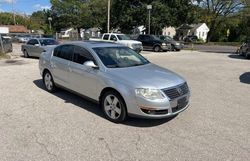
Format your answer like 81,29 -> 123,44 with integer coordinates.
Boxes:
89,33 -> 143,53
15,35 -> 31,43
158,35 -> 184,51
21,38 -> 59,58
0,35 -> 12,53
239,37 -> 250,59
39,41 -> 190,123
184,35 -> 198,42
136,35 -> 171,52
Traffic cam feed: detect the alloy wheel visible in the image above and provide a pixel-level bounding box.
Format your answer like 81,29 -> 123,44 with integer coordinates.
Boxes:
104,94 -> 122,120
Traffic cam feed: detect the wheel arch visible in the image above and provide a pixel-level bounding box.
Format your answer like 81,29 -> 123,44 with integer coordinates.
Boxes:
99,87 -> 128,111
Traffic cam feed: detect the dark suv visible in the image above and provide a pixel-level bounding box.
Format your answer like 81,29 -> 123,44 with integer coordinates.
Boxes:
137,35 -> 171,52
239,37 -> 250,59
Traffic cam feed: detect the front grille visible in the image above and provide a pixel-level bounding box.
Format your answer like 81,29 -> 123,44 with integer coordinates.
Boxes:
162,83 -> 189,100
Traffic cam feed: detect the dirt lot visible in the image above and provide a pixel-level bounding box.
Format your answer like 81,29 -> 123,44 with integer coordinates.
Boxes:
0,44 -> 250,161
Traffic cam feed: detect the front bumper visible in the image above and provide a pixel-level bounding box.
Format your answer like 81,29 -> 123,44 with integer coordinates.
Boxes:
161,44 -> 171,51
127,93 -> 190,119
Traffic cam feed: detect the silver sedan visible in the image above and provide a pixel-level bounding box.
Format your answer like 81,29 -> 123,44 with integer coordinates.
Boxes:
21,38 -> 59,58
39,41 -> 190,123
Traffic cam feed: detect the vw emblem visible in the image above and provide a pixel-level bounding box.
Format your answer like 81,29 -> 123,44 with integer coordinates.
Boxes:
177,88 -> 183,95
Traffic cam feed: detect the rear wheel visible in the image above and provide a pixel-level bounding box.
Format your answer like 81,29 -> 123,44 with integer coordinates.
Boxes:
245,50 -> 250,59
153,45 -> 161,52
101,91 -> 127,123
43,71 -> 56,93
23,50 -> 29,58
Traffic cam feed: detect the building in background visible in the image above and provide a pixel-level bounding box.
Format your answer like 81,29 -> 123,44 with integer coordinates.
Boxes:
162,26 -> 176,38
176,23 -> 210,42
0,25 -> 29,34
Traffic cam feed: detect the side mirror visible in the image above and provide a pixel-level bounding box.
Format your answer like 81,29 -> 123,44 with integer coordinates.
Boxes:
84,61 -> 99,69
35,44 -> 40,47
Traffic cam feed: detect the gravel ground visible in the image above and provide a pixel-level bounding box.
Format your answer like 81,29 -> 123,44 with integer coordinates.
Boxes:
0,44 -> 250,161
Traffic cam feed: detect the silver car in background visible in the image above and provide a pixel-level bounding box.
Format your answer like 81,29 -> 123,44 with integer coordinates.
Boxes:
21,38 -> 59,58
39,41 -> 190,123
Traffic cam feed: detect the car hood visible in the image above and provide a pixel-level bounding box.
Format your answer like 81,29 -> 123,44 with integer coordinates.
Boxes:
119,40 -> 142,45
107,63 -> 186,89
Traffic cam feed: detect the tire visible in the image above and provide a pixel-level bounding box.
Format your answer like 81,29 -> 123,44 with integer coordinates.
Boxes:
101,90 -> 127,123
153,45 -> 161,52
171,45 -> 175,51
43,71 -> 56,93
23,50 -> 29,58
245,51 -> 250,59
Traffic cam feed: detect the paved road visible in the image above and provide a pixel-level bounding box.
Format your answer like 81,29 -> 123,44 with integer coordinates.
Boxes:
185,44 -> 238,54
0,45 -> 250,161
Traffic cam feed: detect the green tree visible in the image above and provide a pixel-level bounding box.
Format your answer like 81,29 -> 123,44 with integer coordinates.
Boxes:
194,0 -> 245,42
50,0 -> 91,37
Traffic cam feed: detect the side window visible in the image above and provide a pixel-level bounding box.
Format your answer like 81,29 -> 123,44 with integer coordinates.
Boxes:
27,39 -> 35,45
33,39 -> 39,45
145,36 -> 150,41
73,46 -> 94,65
110,35 -> 117,41
53,45 -> 73,61
103,34 -> 109,40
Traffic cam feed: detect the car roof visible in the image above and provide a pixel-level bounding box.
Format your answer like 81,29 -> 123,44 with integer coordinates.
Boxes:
63,41 -> 124,49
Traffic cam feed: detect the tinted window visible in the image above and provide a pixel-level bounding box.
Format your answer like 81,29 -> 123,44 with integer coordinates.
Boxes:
110,35 -> 117,41
27,39 -> 39,45
73,46 -> 94,65
39,39 -> 59,46
139,35 -> 150,41
103,34 -> 109,40
54,45 -> 73,61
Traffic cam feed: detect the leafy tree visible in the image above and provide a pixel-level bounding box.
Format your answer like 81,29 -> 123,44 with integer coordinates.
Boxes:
194,0 -> 245,42
50,0 -> 91,37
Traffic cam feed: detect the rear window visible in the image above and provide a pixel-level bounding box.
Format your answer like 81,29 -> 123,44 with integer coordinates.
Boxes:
39,39 -> 59,46
103,34 -> 109,40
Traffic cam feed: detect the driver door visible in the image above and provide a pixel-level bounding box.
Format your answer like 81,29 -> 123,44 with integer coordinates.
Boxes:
68,46 -> 102,100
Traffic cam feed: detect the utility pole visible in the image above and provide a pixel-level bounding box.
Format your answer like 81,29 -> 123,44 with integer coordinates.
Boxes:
12,0 -> 16,25
107,0 -> 111,33
147,5 -> 152,35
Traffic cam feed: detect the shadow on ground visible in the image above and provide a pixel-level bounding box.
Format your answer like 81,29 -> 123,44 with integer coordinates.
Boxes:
228,54 -> 247,60
33,79 -> 175,127
239,72 -> 250,84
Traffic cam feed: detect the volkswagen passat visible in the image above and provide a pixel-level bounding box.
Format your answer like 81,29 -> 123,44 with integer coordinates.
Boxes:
39,41 -> 190,123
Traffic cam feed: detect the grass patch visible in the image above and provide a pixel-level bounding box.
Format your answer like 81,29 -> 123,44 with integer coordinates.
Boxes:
0,53 -> 10,59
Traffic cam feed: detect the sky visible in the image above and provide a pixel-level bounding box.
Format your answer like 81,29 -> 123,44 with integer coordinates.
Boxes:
0,0 -> 51,15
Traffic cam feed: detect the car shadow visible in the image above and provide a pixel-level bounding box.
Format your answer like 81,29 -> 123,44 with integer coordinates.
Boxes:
228,54 -> 247,60
239,72 -> 250,84
33,79 -> 174,127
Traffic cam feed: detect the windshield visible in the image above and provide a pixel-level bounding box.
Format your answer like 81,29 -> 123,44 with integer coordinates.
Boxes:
93,47 -> 150,68
39,39 -> 59,46
117,35 -> 131,40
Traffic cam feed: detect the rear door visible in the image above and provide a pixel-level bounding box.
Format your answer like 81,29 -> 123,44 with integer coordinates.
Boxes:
50,45 -> 74,88
138,35 -> 151,49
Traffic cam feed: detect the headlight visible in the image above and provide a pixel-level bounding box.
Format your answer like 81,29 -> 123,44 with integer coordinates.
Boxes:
135,88 -> 165,100
176,42 -> 180,45
162,43 -> 166,46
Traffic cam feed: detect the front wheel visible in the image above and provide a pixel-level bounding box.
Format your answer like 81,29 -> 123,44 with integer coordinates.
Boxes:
101,91 -> 127,123
43,71 -> 56,93
153,45 -> 161,52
